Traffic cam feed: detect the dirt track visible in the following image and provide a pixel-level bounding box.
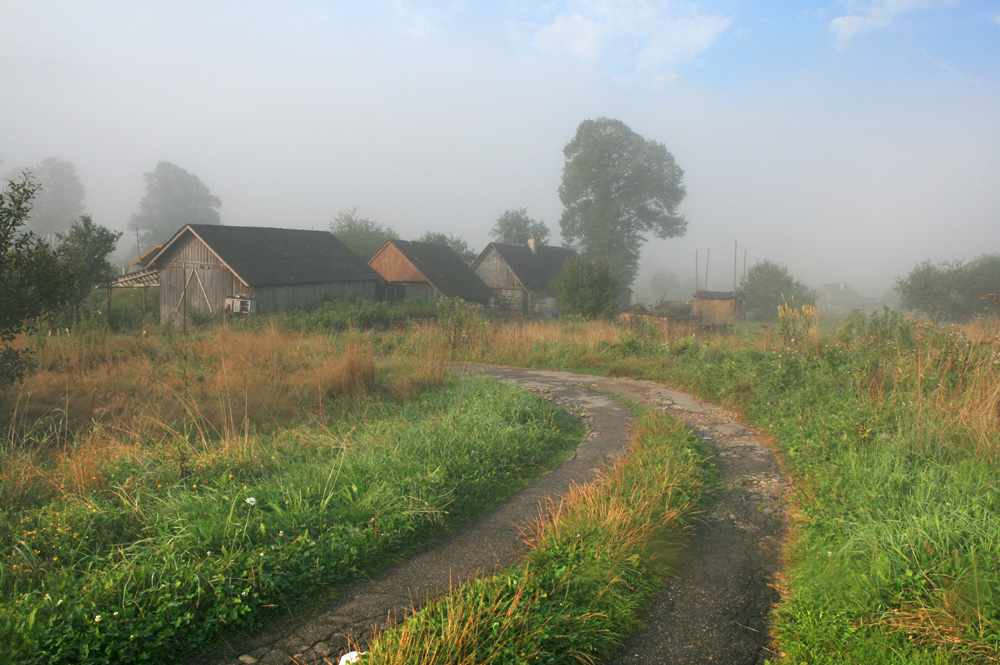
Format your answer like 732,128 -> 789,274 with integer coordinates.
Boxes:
187,365 -> 789,665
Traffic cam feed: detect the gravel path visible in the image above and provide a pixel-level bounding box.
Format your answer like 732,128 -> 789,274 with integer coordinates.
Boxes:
186,365 -> 789,665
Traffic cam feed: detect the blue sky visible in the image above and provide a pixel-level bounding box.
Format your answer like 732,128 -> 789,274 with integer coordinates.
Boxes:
2,0 -> 998,296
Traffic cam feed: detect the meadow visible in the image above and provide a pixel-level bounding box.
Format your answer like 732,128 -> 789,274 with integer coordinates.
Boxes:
3,296 -> 999,663
0,319 -> 583,663
441,307 -> 1000,663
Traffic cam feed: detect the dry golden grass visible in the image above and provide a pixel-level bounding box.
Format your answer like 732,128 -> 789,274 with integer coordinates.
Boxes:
0,325 -> 446,506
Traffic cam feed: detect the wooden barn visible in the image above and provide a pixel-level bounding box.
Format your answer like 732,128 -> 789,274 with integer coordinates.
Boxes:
147,225 -> 385,322
471,239 -> 576,315
692,290 -> 744,324
368,239 -> 495,305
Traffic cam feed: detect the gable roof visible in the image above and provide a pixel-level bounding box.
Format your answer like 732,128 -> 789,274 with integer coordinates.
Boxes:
473,242 -> 577,291
371,239 -> 495,302
148,225 -> 383,287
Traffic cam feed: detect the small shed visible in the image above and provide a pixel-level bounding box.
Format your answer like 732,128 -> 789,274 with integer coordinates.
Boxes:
368,239 -> 495,305
147,225 -> 385,322
692,290 -> 744,324
471,239 -> 576,315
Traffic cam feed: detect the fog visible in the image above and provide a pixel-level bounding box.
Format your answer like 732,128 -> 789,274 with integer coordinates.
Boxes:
3,1 -> 998,299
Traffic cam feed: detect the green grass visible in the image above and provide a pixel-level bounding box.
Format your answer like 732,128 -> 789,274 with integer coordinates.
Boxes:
0,377 -> 583,664
359,410 -> 711,665
440,313 -> 1000,661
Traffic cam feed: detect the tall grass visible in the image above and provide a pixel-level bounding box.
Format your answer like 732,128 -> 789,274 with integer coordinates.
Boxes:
358,411 -> 709,665
425,310 -> 1000,661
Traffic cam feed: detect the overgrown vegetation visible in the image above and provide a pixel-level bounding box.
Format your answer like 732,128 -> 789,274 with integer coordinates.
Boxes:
0,326 -> 582,664
451,310 -> 1000,662
5,299 -> 999,663
360,410 -> 709,665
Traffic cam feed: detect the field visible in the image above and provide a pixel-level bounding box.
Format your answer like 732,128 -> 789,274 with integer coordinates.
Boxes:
3,298 -> 999,663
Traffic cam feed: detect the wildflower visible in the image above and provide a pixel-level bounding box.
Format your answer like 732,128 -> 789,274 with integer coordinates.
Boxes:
278,531 -> 284,537
94,615 -> 102,623
245,497 -> 257,507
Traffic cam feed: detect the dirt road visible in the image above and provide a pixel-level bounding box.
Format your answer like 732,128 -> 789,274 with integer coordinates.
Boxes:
187,365 -> 789,665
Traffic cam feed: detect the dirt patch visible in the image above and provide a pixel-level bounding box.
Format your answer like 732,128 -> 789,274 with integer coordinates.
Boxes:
186,365 -> 789,665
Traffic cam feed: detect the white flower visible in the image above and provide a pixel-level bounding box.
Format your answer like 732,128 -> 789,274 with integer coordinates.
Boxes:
94,615 -> 102,622
245,497 -> 257,506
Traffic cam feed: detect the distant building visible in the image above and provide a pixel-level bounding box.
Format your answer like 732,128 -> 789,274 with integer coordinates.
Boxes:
145,224 -> 384,323
368,239 -> 495,305
815,282 -> 877,316
472,239 -> 576,315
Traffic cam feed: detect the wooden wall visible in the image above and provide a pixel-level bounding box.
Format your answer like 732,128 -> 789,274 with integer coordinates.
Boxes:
159,234 -> 382,322
692,298 -> 741,324
474,250 -> 525,313
369,246 -> 423,282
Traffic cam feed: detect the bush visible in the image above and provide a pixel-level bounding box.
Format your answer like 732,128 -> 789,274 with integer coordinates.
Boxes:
551,257 -> 619,319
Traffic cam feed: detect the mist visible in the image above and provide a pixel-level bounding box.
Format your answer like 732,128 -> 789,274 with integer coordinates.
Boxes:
3,1 -> 997,300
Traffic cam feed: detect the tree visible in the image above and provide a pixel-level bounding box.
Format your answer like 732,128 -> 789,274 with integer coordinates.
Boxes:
559,117 -> 687,288
551,256 -> 619,319
417,231 -> 476,264
0,174 -> 69,383
741,260 -> 816,322
896,254 -> 1000,322
129,161 -> 221,247
489,208 -> 550,245
56,215 -> 122,316
21,156 -> 87,236
331,207 -> 397,261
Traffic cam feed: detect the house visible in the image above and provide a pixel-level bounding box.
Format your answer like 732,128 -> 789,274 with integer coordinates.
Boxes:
692,290 -> 744,324
146,224 -> 385,322
367,239 -> 495,305
471,238 -> 576,315
815,283 -> 877,316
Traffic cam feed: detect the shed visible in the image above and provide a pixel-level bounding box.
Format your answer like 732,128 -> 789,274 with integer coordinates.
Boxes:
368,239 -> 494,305
471,239 -> 576,315
147,225 -> 385,322
692,290 -> 744,324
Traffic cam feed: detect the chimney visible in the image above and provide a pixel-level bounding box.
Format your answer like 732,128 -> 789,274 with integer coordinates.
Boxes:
527,237 -> 537,254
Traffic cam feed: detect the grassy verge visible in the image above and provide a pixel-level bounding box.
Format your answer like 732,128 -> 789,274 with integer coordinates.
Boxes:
414,310 -> 1000,661
355,410 -> 710,665
0,327 -> 583,664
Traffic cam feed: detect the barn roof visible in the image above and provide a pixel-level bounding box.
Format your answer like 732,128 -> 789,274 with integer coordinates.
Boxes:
371,239 -> 495,302
472,243 -> 577,291
148,225 -> 383,287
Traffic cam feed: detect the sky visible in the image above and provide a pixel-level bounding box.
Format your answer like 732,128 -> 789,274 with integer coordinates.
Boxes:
2,0 -> 998,298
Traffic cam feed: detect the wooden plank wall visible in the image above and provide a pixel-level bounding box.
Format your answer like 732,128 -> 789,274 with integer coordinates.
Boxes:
369,246 -> 423,282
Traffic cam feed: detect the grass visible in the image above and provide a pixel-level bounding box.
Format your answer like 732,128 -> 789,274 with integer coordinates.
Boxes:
0,324 -> 583,664
418,308 -> 1000,662
355,410 -> 710,665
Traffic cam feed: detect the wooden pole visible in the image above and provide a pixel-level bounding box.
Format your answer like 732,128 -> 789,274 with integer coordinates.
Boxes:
705,248 -> 710,291
695,250 -> 699,292
733,240 -> 738,293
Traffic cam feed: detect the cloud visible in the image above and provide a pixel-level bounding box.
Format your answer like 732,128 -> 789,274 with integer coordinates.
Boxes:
530,0 -> 731,87
829,0 -> 954,42
993,15 -> 1000,28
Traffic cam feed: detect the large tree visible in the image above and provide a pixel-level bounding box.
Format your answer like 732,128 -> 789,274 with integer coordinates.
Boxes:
417,231 -> 476,264
23,156 -> 87,236
741,260 -> 816,322
559,117 -> 687,287
489,208 -> 550,245
330,207 -> 398,261
0,174 -> 69,383
56,215 -> 122,317
129,161 -> 221,247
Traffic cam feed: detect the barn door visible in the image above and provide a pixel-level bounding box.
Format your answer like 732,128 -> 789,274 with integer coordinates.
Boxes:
174,265 -> 223,316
